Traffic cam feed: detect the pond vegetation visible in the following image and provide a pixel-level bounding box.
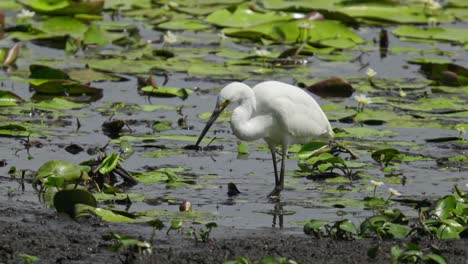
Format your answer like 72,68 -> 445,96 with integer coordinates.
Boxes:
0,0 -> 467,262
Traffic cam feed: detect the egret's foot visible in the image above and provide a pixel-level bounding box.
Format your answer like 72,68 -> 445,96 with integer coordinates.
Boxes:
267,186 -> 283,198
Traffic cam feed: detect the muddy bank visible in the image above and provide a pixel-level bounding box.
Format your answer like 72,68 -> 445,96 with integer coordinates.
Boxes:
0,202 -> 466,264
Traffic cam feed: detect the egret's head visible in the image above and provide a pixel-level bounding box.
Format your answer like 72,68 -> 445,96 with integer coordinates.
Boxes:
195,82 -> 251,147
218,82 -> 252,104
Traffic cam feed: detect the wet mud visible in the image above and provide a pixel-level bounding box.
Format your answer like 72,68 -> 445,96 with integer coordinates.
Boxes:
1,202 -> 466,264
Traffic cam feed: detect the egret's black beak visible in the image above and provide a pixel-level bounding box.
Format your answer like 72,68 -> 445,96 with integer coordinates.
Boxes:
195,102 -> 229,147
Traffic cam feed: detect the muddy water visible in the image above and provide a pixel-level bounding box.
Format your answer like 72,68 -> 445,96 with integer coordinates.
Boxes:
0,22 -> 467,232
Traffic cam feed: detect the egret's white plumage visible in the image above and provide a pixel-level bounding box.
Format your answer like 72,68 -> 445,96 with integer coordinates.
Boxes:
196,81 -> 333,197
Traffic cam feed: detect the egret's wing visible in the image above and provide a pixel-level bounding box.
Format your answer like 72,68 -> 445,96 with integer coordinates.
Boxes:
253,81 -> 333,140
272,95 -> 330,137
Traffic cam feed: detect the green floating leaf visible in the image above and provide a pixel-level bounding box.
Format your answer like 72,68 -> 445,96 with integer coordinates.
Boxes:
222,20 -> 364,48
35,160 -> 89,184
206,5 -> 293,28
93,192 -> 144,203
0,123 -> 32,137
134,167 -> 186,184
30,64 -> 70,80
83,25 -> 110,46
360,215 -> 390,235
148,219 -> 165,230
363,197 -> 388,208
336,127 -> 399,138
303,219 -> 328,235
156,19 -> 211,31
394,26 -> 468,46
296,141 -> 328,160
29,65 -> 103,99
22,0 -> 70,12
141,85 -> 193,99
261,0 -> 342,11
187,63 -> 250,80
237,142 -> 249,155
371,148 -> 400,167
407,58 -> 468,85
0,90 -> 22,106
76,204 -> 138,223
392,96 -> 468,112
341,5 -> 452,24
198,110 -> 232,122
152,120 -> 172,132
38,17 -> 88,38
21,0 -> 104,15
54,189 -> 97,217
321,197 -> 364,208
87,58 -> 157,74
116,134 -> 207,143
30,79 -> 103,98
33,98 -> 87,110
145,149 -> 184,158
354,110 -> 400,124
167,219 -> 183,235
67,68 -> 123,83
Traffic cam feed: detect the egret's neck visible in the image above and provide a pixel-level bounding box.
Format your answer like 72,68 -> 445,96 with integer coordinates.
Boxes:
231,92 -> 266,142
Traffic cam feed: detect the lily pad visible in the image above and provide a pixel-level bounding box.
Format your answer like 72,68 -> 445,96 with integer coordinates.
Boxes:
54,189 -> 97,217
206,5 -> 293,28
23,0 -> 104,15
33,98 -> 87,110
0,123 -> 31,137
392,97 -> 467,112
67,68 -> 123,83
156,19 -> 211,31
0,90 -> 22,106
222,20 -> 364,48
35,160 -> 90,184
141,85 -> 193,99
393,26 -> 468,46
39,17 -> 88,38
340,5 -> 452,24
152,120 -> 172,132
336,127 -> 399,138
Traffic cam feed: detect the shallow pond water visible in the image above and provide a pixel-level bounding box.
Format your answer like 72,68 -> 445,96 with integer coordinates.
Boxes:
0,2 -> 467,232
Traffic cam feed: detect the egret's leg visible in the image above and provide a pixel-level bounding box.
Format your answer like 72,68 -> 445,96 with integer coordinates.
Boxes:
268,145 -> 288,198
267,148 -> 281,198
279,146 -> 289,191
270,149 -> 279,186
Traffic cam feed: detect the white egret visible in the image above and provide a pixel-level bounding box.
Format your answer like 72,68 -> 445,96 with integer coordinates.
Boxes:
195,81 -> 334,197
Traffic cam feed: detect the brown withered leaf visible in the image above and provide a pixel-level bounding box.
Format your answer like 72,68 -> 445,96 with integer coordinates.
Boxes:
305,77 -> 355,97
